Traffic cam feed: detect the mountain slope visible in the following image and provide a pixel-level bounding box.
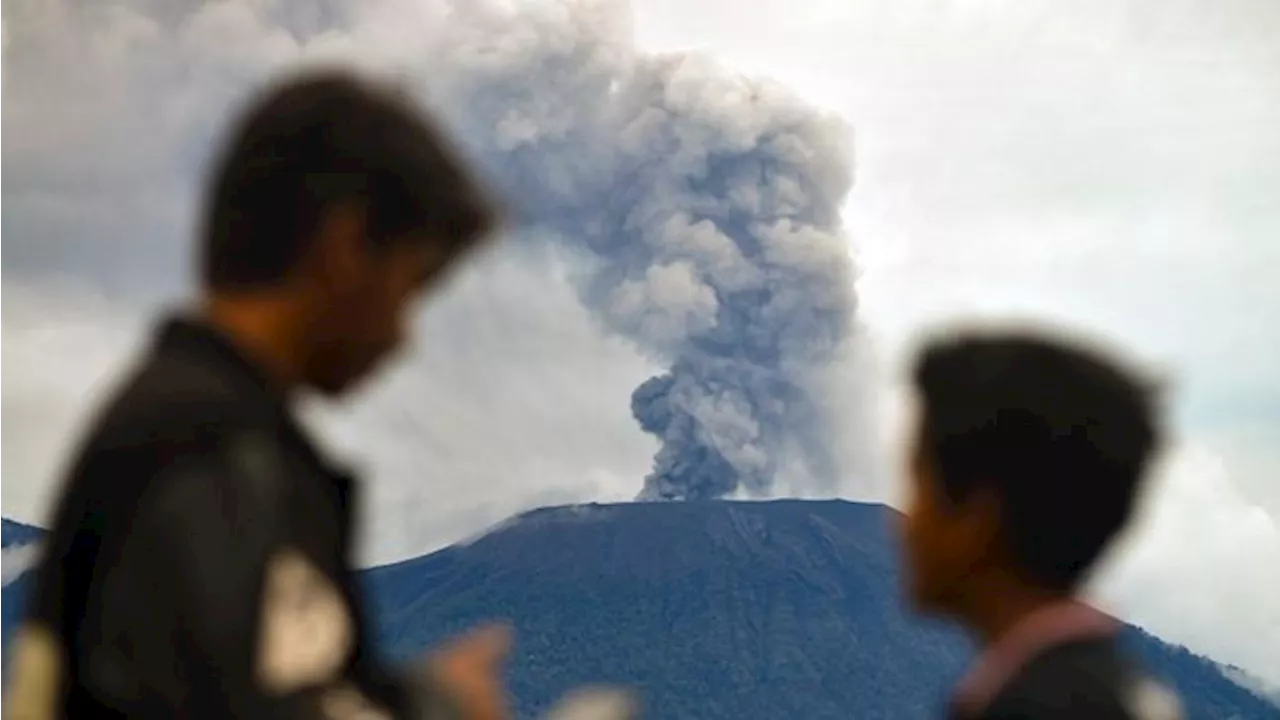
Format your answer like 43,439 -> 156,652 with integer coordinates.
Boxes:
359,500 -> 1276,719
3,503 -> 1276,718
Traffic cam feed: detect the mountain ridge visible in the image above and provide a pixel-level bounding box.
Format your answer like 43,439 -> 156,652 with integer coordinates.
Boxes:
358,500 -> 1275,718
3,502 -> 1276,718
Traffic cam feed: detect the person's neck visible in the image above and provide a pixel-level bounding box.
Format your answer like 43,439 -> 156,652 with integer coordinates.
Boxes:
200,291 -> 308,392
957,571 -> 1071,648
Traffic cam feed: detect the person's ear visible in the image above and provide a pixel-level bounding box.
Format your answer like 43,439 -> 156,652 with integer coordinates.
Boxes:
310,203 -> 369,293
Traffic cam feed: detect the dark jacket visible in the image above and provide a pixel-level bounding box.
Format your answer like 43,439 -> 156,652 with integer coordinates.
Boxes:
948,603 -> 1183,720
26,317 -> 459,719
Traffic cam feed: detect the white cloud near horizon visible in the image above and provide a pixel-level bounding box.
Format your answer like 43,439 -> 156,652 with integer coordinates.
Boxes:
2,0 -> 1277,687
1,544 -> 43,588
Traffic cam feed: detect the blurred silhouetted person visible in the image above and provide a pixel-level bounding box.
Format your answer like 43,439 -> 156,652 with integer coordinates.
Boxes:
7,70 -> 509,720
901,330 -> 1184,720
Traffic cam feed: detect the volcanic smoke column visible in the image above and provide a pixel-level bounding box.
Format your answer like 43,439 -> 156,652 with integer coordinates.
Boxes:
606,58 -> 856,500
480,49 -> 858,501
377,3 -> 860,501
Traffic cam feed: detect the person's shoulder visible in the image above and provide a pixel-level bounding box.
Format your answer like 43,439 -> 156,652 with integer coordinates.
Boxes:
38,334 -> 236,489
47,336 -> 272,532
986,638 -> 1183,720
81,339 -> 266,460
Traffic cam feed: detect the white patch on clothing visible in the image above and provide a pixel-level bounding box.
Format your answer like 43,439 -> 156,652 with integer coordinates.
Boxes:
319,683 -> 395,720
545,687 -> 641,720
1125,677 -> 1184,720
255,548 -> 354,695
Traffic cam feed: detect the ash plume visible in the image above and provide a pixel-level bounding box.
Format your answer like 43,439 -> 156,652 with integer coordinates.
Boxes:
438,22 -> 860,500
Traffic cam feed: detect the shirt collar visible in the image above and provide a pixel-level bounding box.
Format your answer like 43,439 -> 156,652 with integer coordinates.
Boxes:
951,598 -> 1119,716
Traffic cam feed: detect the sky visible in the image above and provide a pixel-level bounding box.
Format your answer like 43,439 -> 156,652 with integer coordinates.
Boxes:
2,0 -> 1278,688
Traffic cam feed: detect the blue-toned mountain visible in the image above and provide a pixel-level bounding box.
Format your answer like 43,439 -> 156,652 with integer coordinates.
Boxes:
360,500 -> 1276,718
3,502 -> 1275,718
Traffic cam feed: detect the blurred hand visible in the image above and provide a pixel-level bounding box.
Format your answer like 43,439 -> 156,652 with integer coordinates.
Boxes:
427,623 -> 513,720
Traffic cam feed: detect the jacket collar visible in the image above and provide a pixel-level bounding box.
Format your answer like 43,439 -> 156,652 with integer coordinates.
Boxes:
153,314 -> 353,490
951,599 -> 1119,716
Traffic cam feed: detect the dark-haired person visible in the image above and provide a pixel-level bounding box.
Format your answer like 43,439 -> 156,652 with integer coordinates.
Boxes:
900,330 -> 1185,720
7,71 -> 507,720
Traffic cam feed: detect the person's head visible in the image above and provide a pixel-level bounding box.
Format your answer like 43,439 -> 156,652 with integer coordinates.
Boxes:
900,328 -> 1161,615
200,70 -> 498,395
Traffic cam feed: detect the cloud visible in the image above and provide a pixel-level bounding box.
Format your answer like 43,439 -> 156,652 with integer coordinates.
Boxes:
2,545 -> 43,588
1089,437 -> 1280,686
0,280 -> 152,519
297,246 -> 666,561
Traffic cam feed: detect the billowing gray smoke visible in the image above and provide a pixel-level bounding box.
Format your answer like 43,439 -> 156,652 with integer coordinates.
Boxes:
2,0 -> 858,501
434,21 -> 859,501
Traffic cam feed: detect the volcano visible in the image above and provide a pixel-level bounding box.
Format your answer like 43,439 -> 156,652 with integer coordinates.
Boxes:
357,500 -> 1275,718
2,501 -> 1275,718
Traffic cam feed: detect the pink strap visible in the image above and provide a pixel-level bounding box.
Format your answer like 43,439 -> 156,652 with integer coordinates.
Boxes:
952,600 -> 1119,716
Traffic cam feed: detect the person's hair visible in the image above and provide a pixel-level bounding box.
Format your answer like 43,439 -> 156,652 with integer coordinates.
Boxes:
200,69 -> 498,289
911,329 -> 1161,591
